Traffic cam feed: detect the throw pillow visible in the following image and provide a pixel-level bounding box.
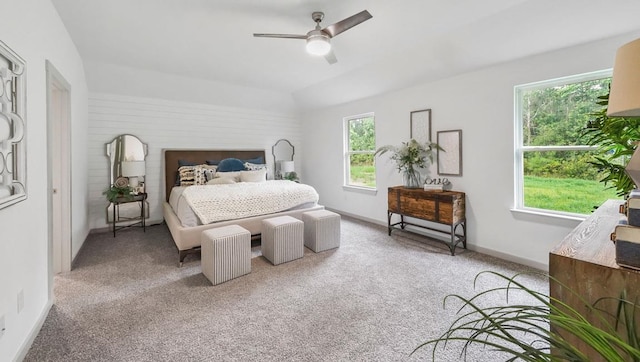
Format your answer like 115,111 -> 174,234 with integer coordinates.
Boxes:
240,169 -> 267,182
217,158 -> 245,172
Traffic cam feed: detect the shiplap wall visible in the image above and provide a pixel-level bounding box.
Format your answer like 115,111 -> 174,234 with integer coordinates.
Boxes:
88,92 -> 301,230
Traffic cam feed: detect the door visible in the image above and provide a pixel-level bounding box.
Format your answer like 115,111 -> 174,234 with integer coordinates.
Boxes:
46,61 -> 72,289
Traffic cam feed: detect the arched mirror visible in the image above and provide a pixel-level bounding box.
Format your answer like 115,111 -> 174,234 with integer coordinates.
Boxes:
272,139 -> 294,179
106,134 -> 147,188
105,134 -> 148,226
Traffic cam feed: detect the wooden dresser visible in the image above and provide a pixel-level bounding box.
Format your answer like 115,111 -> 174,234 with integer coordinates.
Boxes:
387,186 -> 466,255
549,199 -> 640,360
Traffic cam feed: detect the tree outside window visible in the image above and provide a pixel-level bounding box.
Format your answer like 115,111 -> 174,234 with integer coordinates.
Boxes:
515,71 -> 620,215
344,114 -> 376,188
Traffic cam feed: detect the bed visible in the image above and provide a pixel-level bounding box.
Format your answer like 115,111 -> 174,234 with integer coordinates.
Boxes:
162,149 -> 324,265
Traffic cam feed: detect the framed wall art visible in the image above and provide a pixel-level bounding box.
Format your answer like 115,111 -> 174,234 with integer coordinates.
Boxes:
0,40 -> 27,210
410,109 -> 431,143
437,129 -> 462,176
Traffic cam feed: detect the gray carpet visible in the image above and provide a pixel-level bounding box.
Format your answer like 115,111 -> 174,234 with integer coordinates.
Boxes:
25,216 -> 548,361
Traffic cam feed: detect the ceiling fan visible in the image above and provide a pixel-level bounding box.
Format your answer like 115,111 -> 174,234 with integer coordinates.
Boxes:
253,10 -> 372,64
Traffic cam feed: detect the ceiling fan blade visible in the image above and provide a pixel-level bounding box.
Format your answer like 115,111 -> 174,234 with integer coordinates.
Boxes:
324,49 -> 337,65
323,10 -> 372,38
253,33 -> 307,40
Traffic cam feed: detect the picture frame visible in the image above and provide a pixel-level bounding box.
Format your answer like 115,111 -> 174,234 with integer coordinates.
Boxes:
0,39 -> 27,210
410,109 -> 432,143
437,129 -> 462,176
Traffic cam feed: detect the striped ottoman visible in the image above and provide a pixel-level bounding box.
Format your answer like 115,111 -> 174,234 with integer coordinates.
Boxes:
262,216 -> 304,265
302,210 -> 341,252
201,225 -> 251,285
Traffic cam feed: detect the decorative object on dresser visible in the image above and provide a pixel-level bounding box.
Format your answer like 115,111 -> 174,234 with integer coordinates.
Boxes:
410,108 -> 432,143
387,186 -> 466,255
105,134 -> 149,230
375,139 -> 443,189
550,199 -> 640,360
272,138 -> 295,180
437,129 -> 462,176
0,39 -> 26,209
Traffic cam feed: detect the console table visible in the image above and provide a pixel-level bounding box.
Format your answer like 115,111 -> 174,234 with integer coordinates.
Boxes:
387,186 -> 466,255
549,199 -> 640,360
111,193 -> 147,237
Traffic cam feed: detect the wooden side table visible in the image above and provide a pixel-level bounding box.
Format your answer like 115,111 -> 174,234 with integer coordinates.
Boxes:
387,186 -> 466,255
112,193 -> 147,237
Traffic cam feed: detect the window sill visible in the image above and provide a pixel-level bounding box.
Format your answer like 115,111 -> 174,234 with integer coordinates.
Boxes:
510,207 -> 587,222
342,185 -> 378,196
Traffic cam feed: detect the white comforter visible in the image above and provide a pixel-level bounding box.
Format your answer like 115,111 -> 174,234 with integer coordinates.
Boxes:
181,180 -> 319,225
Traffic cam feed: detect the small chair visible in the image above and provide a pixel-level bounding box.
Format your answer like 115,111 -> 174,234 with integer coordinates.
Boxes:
302,210 -> 341,252
262,216 -> 304,265
201,225 -> 251,285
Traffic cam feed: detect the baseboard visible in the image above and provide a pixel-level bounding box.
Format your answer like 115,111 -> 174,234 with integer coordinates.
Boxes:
14,299 -> 53,362
330,208 -> 549,272
88,219 -> 165,234
466,245 -> 548,272
326,208 -> 387,228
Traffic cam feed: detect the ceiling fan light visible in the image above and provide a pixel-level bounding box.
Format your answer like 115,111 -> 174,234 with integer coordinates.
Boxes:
306,32 -> 331,56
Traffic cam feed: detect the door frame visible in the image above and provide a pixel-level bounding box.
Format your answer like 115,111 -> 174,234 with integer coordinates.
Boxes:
45,61 -> 72,298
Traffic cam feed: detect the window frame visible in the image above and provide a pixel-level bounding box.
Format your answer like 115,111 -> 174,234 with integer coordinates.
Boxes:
343,112 -> 377,193
513,69 -> 612,218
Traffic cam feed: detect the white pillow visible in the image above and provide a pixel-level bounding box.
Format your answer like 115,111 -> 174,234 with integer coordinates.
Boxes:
215,171 -> 241,182
207,177 -> 236,185
240,169 -> 267,182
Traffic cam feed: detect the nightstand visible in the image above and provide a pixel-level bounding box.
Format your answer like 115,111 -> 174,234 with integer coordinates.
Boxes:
112,193 -> 147,237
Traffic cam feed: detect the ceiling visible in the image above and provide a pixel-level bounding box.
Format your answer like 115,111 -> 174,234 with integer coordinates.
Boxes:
51,0 -> 640,110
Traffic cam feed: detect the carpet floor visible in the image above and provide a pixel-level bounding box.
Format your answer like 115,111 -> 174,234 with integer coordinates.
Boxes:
25,216 -> 548,361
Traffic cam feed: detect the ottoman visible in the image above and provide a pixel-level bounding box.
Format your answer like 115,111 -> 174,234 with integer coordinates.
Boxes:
302,210 -> 341,252
201,225 -> 251,285
262,216 -> 304,265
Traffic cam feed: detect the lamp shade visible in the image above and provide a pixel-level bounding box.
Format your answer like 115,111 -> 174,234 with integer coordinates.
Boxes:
306,30 -> 331,56
280,161 -> 295,174
121,161 -> 145,177
608,38 -> 640,117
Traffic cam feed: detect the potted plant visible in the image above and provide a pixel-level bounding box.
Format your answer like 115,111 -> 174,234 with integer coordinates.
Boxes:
414,271 -> 640,361
103,177 -> 134,202
582,90 -> 640,196
375,138 -> 443,188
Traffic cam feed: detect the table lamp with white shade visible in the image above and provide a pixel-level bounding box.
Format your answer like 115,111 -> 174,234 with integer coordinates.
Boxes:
279,160 -> 295,179
121,161 -> 145,188
608,38 -> 640,187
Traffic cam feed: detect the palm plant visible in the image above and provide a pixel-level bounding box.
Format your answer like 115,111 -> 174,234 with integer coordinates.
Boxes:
582,91 -> 640,196
414,271 -> 640,361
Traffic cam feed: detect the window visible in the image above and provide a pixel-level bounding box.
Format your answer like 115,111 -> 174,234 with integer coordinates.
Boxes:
344,113 -> 376,189
514,70 -> 620,216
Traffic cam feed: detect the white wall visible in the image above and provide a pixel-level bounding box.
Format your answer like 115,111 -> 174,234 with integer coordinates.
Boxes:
88,92 -> 301,230
301,31 -> 640,270
0,0 -> 89,360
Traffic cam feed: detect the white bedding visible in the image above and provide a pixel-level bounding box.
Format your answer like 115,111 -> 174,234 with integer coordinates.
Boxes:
169,181 -> 319,227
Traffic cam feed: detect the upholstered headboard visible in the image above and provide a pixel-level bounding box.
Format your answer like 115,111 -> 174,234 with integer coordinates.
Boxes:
163,149 -> 266,201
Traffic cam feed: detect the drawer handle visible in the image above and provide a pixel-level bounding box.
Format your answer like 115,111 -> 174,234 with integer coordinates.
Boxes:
610,232 -> 617,243
620,204 -> 627,215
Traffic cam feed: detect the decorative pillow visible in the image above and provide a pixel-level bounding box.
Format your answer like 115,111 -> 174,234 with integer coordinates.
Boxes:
205,160 -> 220,166
244,156 -> 264,165
178,165 -> 195,186
193,165 -> 217,185
215,171 -> 242,182
240,169 -> 267,183
207,177 -> 236,185
217,158 -> 246,172
244,162 -> 267,171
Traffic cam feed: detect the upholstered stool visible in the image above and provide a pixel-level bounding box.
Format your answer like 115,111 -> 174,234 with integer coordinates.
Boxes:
201,225 -> 251,285
261,216 -> 304,265
302,210 -> 341,252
